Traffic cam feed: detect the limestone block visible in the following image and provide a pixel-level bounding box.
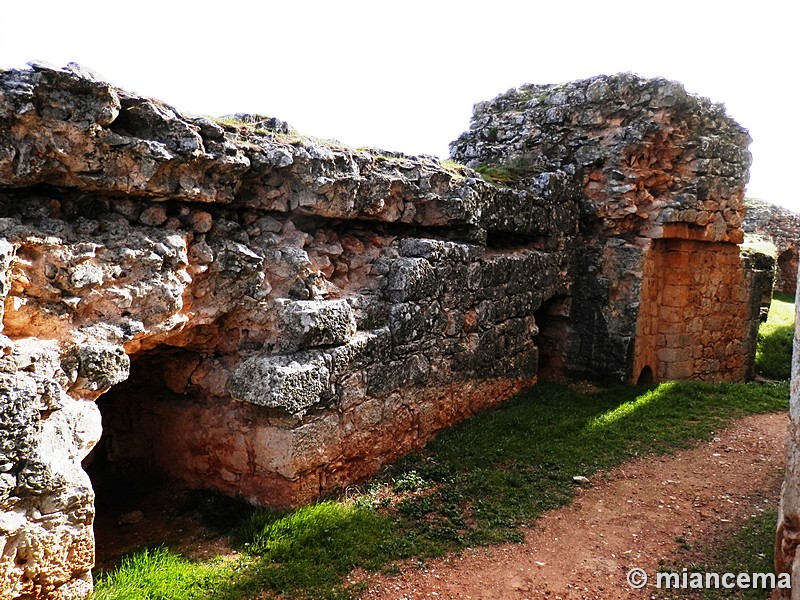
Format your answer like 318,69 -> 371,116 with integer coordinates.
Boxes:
70,344 -> 129,397
384,257 -> 438,303
0,238 -> 13,328
387,302 -> 425,345
227,352 -> 330,415
0,364 -> 100,600
276,299 -> 356,352
252,414 -> 342,479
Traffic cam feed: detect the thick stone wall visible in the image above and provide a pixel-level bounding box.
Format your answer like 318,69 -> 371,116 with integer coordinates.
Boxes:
450,73 -> 750,244
633,238 -> 768,382
744,198 -> 800,295
451,73 -> 763,382
0,64 -> 763,598
773,267 -> 800,599
97,240 -> 568,506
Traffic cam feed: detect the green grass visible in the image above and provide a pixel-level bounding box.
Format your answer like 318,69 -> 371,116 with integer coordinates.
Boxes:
92,547 -> 234,600
440,159 -> 470,180
475,164 -> 517,183
475,152 -> 541,184
755,291 -> 796,380
93,293 -> 794,599
92,378 -> 789,600
659,510 -> 780,599
377,380 -> 788,550
221,502 -> 394,599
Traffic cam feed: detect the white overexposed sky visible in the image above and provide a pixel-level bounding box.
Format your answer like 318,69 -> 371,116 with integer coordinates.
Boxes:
2,0 -> 798,210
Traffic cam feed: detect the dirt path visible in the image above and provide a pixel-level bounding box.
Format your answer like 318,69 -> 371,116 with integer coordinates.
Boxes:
364,412 -> 788,600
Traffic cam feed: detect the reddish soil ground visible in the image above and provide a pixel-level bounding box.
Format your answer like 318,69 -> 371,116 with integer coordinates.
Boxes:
92,412 -> 787,599
363,412 -> 787,600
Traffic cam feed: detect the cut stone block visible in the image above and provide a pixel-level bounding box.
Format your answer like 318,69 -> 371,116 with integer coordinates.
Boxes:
228,352 -> 330,414
276,299 -> 357,352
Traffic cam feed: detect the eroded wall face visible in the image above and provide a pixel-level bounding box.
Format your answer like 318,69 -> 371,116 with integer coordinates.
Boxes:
95,241 -> 564,506
450,72 -> 758,383
773,268 -> 800,599
0,338 -> 110,600
743,198 -> 800,295
101,373 -> 536,507
778,250 -> 799,296
633,238 -> 764,382
564,241 -> 648,380
0,65 -> 760,598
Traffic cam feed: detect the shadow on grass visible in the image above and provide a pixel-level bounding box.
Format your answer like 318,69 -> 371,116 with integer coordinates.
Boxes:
216,503 -> 396,600
93,380 -> 790,600
755,291 -> 796,380
756,323 -> 794,379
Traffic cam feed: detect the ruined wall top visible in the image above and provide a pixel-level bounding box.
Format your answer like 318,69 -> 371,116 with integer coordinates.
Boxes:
2,67 -> 752,248
743,198 -> 800,294
450,73 -> 752,243
0,65 -> 762,600
744,198 -> 800,252
0,62 -> 578,241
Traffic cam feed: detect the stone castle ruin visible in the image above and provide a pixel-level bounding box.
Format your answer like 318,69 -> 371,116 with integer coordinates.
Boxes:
0,64 -> 772,598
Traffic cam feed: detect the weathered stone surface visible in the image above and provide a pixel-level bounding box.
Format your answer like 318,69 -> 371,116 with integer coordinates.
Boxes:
744,198 -> 800,295
0,64 -> 250,203
451,73 -> 751,244
0,65 -> 765,598
451,73 -> 760,380
276,299 -> 357,352
0,361 -> 99,600
71,343 -> 129,397
773,268 -> 800,599
227,352 -> 331,414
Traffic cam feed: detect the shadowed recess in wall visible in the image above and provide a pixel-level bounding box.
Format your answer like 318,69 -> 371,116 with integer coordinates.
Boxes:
0,63 -> 775,599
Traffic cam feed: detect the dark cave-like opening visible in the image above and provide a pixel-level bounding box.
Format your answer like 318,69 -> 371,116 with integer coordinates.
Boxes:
533,294 -> 572,380
636,365 -> 654,385
83,348 -> 206,569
